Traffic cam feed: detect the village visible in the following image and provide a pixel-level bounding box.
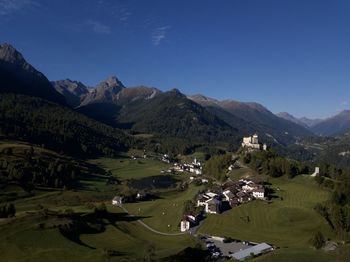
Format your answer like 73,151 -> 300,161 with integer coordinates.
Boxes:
112,134 -> 276,260
114,131 -> 321,261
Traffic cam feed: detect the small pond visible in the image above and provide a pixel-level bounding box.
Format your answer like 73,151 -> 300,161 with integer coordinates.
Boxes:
128,175 -> 179,190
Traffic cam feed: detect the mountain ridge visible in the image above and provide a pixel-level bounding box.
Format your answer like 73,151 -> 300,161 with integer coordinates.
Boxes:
0,43 -> 66,105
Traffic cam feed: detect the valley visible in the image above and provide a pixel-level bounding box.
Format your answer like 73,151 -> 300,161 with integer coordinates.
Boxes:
1,139 -> 350,261
0,41 -> 350,262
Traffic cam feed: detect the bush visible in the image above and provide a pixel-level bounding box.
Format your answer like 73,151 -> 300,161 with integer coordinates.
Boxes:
310,231 -> 325,249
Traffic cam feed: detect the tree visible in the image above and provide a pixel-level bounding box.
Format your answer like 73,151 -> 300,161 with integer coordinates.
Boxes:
310,231 -> 325,249
7,203 -> 16,217
144,243 -> 156,262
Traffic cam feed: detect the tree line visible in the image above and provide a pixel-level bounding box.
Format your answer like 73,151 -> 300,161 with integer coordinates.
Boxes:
242,150 -> 310,178
0,145 -> 83,191
0,94 -> 133,157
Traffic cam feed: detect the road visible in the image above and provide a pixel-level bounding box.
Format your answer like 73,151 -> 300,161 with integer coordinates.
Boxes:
117,205 -> 187,236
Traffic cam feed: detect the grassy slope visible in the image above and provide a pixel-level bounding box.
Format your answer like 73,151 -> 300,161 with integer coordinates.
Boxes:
197,167 -> 350,261
90,156 -> 205,233
88,157 -> 171,181
122,184 -> 205,233
81,217 -> 196,259
0,210 -> 195,262
198,176 -> 333,246
0,148 -> 200,261
2,147 -> 349,261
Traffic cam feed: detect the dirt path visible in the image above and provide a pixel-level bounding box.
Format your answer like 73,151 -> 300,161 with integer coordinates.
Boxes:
117,205 -> 187,236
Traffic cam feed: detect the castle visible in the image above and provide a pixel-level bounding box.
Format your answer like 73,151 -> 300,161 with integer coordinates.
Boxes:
242,134 -> 267,151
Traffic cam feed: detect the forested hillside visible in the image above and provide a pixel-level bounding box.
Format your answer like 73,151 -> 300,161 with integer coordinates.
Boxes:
0,94 -> 133,157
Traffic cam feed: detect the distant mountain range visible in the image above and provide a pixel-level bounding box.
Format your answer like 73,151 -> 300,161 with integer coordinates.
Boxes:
2,42 -> 350,160
51,76 -> 313,146
277,111 -> 350,136
188,95 -> 313,146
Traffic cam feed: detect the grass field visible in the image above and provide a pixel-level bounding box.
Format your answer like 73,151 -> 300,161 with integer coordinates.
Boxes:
89,157 -> 171,181
0,148 -> 200,261
196,174 -> 348,261
199,176 -> 333,246
121,184 -> 205,233
0,210 -> 196,262
2,143 -> 350,261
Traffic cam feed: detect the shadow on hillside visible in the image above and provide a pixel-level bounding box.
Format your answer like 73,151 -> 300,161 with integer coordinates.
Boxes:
58,211 -> 150,249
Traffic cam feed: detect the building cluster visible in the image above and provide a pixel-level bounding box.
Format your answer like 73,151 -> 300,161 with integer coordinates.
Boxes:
241,134 -> 267,151
196,179 -> 266,215
171,158 -> 203,175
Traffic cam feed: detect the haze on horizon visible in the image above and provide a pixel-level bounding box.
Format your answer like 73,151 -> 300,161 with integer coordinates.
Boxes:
1,0 -> 350,119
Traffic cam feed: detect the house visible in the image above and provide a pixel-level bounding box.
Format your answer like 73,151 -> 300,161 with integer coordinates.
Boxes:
223,190 -> 234,202
223,189 -> 240,207
162,154 -> 170,163
252,187 -> 265,199
242,181 -> 256,192
180,219 -> 190,232
236,191 -> 252,203
197,192 -> 221,214
207,198 -> 222,214
112,196 -> 123,205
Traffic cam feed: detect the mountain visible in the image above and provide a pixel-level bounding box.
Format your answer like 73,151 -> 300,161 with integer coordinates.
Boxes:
311,110 -> 350,136
276,112 -> 309,128
79,89 -> 238,143
114,86 -> 161,104
52,79 -> 90,107
80,76 -> 125,105
0,93 -> 132,156
189,95 -> 314,145
76,85 -> 162,126
298,117 -> 323,128
277,112 -> 322,128
0,43 -> 66,105
0,43 -> 133,156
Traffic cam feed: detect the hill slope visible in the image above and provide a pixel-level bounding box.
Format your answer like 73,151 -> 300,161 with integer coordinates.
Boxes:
79,87 -> 237,142
0,93 -> 132,156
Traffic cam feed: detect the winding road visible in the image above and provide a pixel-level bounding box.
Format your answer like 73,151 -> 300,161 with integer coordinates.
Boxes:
117,205 -> 187,236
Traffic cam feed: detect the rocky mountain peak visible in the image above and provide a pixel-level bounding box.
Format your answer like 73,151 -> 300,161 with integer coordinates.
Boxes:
96,76 -> 124,91
0,43 -> 24,63
0,43 -> 36,73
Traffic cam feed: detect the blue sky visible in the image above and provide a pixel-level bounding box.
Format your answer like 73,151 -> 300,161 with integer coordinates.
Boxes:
1,0 -> 350,118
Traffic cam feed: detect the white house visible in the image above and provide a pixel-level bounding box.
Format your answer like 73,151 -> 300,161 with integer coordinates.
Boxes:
112,196 -> 123,205
252,188 -> 265,199
162,154 -> 170,163
180,220 -> 190,232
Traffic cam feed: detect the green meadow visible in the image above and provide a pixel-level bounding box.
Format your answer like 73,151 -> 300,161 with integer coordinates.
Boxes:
89,157 -> 171,180
1,143 -> 350,261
